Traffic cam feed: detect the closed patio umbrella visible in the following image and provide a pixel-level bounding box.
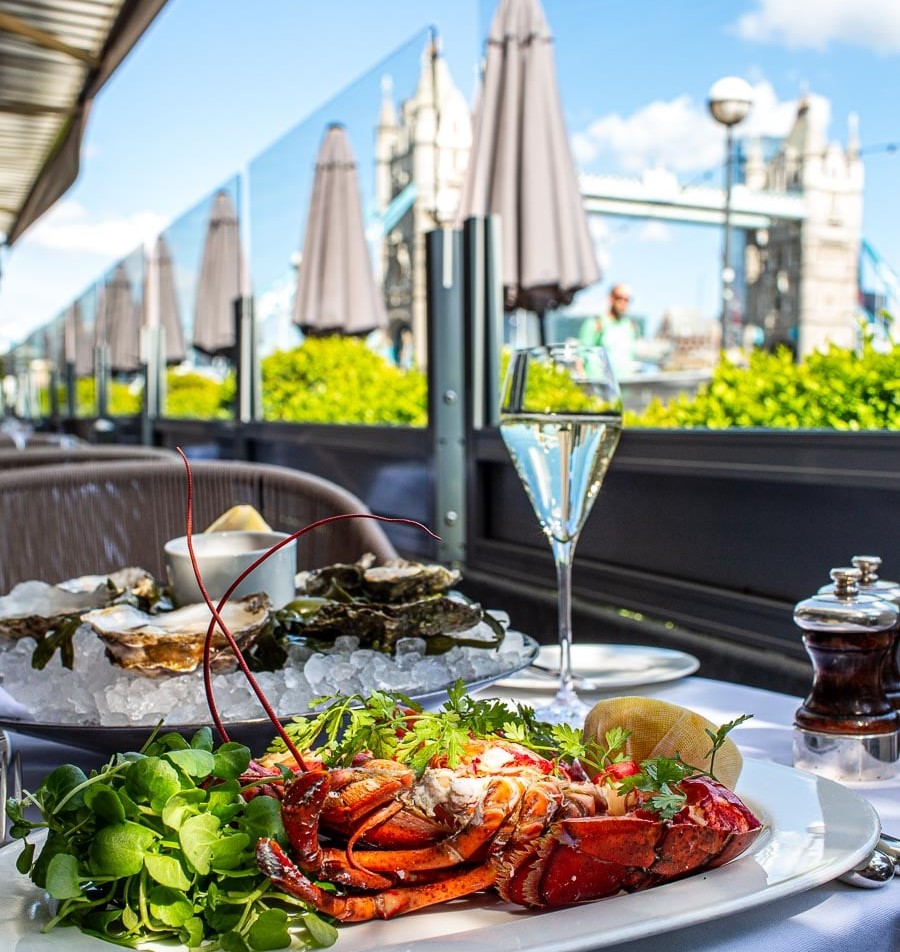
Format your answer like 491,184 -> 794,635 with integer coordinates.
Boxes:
193,189 -> 245,357
456,0 -> 599,337
65,301 -> 93,377
152,234 -> 186,363
292,123 -> 387,336
104,263 -> 141,374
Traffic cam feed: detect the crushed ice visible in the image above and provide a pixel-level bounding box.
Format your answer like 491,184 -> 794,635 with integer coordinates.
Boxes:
0,613 -> 533,726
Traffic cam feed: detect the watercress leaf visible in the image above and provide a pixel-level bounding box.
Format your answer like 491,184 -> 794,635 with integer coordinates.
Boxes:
241,795 -> 287,845
81,906 -> 131,937
31,830 -> 75,888
15,841 -> 34,875
144,851 -> 192,890
121,903 -> 140,932
83,783 -> 126,824
90,821 -> 157,877
161,788 -> 207,831
221,931 -> 251,952
247,907 -> 291,951
41,763 -> 88,812
154,730 -> 191,752
6,799 -> 26,827
209,831 -> 251,870
45,852 -> 82,899
205,903 -> 243,933
164,747 -> 216,778
124,756 -> 181,811
191,726 -> 214,751
181,916 -> 206,947
212,742 -> 252,780
207,779 -> 242,819
301,910 -> 339,947
179,812 -> 221,875
148,884 -> 194,927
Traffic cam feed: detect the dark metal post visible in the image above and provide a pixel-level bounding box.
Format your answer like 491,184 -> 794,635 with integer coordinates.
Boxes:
64,361 -> 76,418
236,296 -> 259,423
94,344 -> 109,419
720,125 -> 736,348
426,227 -> 466,564
463,216 -> 504,429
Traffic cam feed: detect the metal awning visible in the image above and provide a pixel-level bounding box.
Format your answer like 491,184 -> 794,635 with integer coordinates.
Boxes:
0,0 -> 167,246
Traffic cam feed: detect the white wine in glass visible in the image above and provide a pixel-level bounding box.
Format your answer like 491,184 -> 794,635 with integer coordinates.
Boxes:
499,343 -> 622,723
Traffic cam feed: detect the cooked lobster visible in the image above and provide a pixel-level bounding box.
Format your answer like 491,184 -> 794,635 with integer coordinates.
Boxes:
252,737 -> 761,921
172,449 -> 762,924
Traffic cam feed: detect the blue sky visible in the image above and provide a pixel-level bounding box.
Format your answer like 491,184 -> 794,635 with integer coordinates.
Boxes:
1,0 -> 898,350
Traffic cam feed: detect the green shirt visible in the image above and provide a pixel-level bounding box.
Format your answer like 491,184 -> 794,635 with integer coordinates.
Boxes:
578,315 -> 637,377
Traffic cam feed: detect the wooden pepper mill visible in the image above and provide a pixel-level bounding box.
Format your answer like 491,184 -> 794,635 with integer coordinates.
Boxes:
851,555 -> 900,709
794,566 -> 900,781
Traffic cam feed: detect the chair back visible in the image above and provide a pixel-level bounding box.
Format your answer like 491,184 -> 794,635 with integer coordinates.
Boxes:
0,459 -> 398,591
0,445 -> 181,470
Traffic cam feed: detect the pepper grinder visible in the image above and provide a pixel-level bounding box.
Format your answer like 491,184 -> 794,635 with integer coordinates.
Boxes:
851,556 -> 900,709
794,566 -> 900,781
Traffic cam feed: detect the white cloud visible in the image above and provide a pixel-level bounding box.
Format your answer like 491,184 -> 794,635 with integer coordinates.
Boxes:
638,221 -> 672,243
26,201 -> 167,257
573,95 -> 719,173
573,81 -> 830,175
735,0 -> 900,52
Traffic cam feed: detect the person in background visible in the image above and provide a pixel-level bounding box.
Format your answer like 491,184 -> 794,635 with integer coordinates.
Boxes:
578,283 -> 637,378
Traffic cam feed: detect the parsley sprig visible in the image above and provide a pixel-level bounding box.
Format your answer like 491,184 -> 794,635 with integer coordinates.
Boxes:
276,683 -> 751,826
611,714 -> 754,819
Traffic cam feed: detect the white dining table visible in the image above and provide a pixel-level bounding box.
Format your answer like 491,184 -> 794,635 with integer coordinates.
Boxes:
6,675 -> 900,952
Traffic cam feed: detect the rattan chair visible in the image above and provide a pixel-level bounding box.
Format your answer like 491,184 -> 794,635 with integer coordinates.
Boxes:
0,459 -> 398,591
0,445 -> 181,470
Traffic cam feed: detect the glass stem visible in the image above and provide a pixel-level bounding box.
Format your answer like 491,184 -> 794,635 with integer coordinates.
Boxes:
552,539 -> 577,701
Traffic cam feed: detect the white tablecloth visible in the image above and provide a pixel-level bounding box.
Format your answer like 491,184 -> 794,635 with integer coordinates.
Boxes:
8,676 -> 900,952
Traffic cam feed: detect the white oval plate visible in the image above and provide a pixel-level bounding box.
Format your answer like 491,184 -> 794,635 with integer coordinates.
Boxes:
0,758 -> 879,951
501,642 -> 700,691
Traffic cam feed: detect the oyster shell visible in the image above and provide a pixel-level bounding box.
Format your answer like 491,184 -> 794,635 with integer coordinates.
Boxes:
295,594 -> 484,649
297,555 -> 461,602
0,567 -> 157,643
82,594 -> 272,676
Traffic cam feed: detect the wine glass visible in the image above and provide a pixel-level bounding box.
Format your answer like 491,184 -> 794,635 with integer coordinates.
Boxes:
499,343 -> 622,724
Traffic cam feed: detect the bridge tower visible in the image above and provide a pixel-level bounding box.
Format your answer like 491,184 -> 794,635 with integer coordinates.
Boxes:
743,97 -> 864,355
375,39 -> 471,368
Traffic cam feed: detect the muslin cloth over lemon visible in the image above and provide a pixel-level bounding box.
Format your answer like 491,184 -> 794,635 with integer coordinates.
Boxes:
583,696 -> 744,790
205,505 -> 272,533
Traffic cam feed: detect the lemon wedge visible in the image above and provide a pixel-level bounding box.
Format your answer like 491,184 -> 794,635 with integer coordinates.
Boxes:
205,505 -> 272,533
583,696 -> 744,789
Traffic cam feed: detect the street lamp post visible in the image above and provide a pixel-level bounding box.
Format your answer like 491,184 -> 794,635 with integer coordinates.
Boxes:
708,77 -> 753,349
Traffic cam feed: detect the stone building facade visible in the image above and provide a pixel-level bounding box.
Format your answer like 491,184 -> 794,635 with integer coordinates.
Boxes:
375,39 -> 471,369
742,97 -> 864,355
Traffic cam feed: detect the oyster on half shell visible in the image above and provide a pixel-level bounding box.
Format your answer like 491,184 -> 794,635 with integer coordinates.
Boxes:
297,555 -> 461,602
82,594 -> 271,677
0,567 -> 157,643
297,594 -> 485,648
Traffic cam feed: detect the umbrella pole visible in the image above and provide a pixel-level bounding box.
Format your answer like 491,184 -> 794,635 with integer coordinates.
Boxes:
537,309 -> 547,346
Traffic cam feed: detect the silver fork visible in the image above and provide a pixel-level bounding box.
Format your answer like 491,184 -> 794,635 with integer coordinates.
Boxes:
0,733 -> 24,846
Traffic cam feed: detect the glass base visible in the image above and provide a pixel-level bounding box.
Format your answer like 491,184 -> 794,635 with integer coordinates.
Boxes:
534,685 -> 593,725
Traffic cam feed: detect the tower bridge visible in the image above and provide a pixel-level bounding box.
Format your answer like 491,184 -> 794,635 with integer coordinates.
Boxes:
580,170 -> 807,230
378,43 -> 869,358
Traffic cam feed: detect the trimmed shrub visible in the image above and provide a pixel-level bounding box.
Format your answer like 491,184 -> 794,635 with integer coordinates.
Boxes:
627,340 -> 900,430
261,337 -> 427,427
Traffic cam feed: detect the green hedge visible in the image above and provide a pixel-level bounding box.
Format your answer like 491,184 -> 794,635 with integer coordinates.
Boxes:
261,337 -> 427,426
627,339 -> 899,430
164,369 -> 234,420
